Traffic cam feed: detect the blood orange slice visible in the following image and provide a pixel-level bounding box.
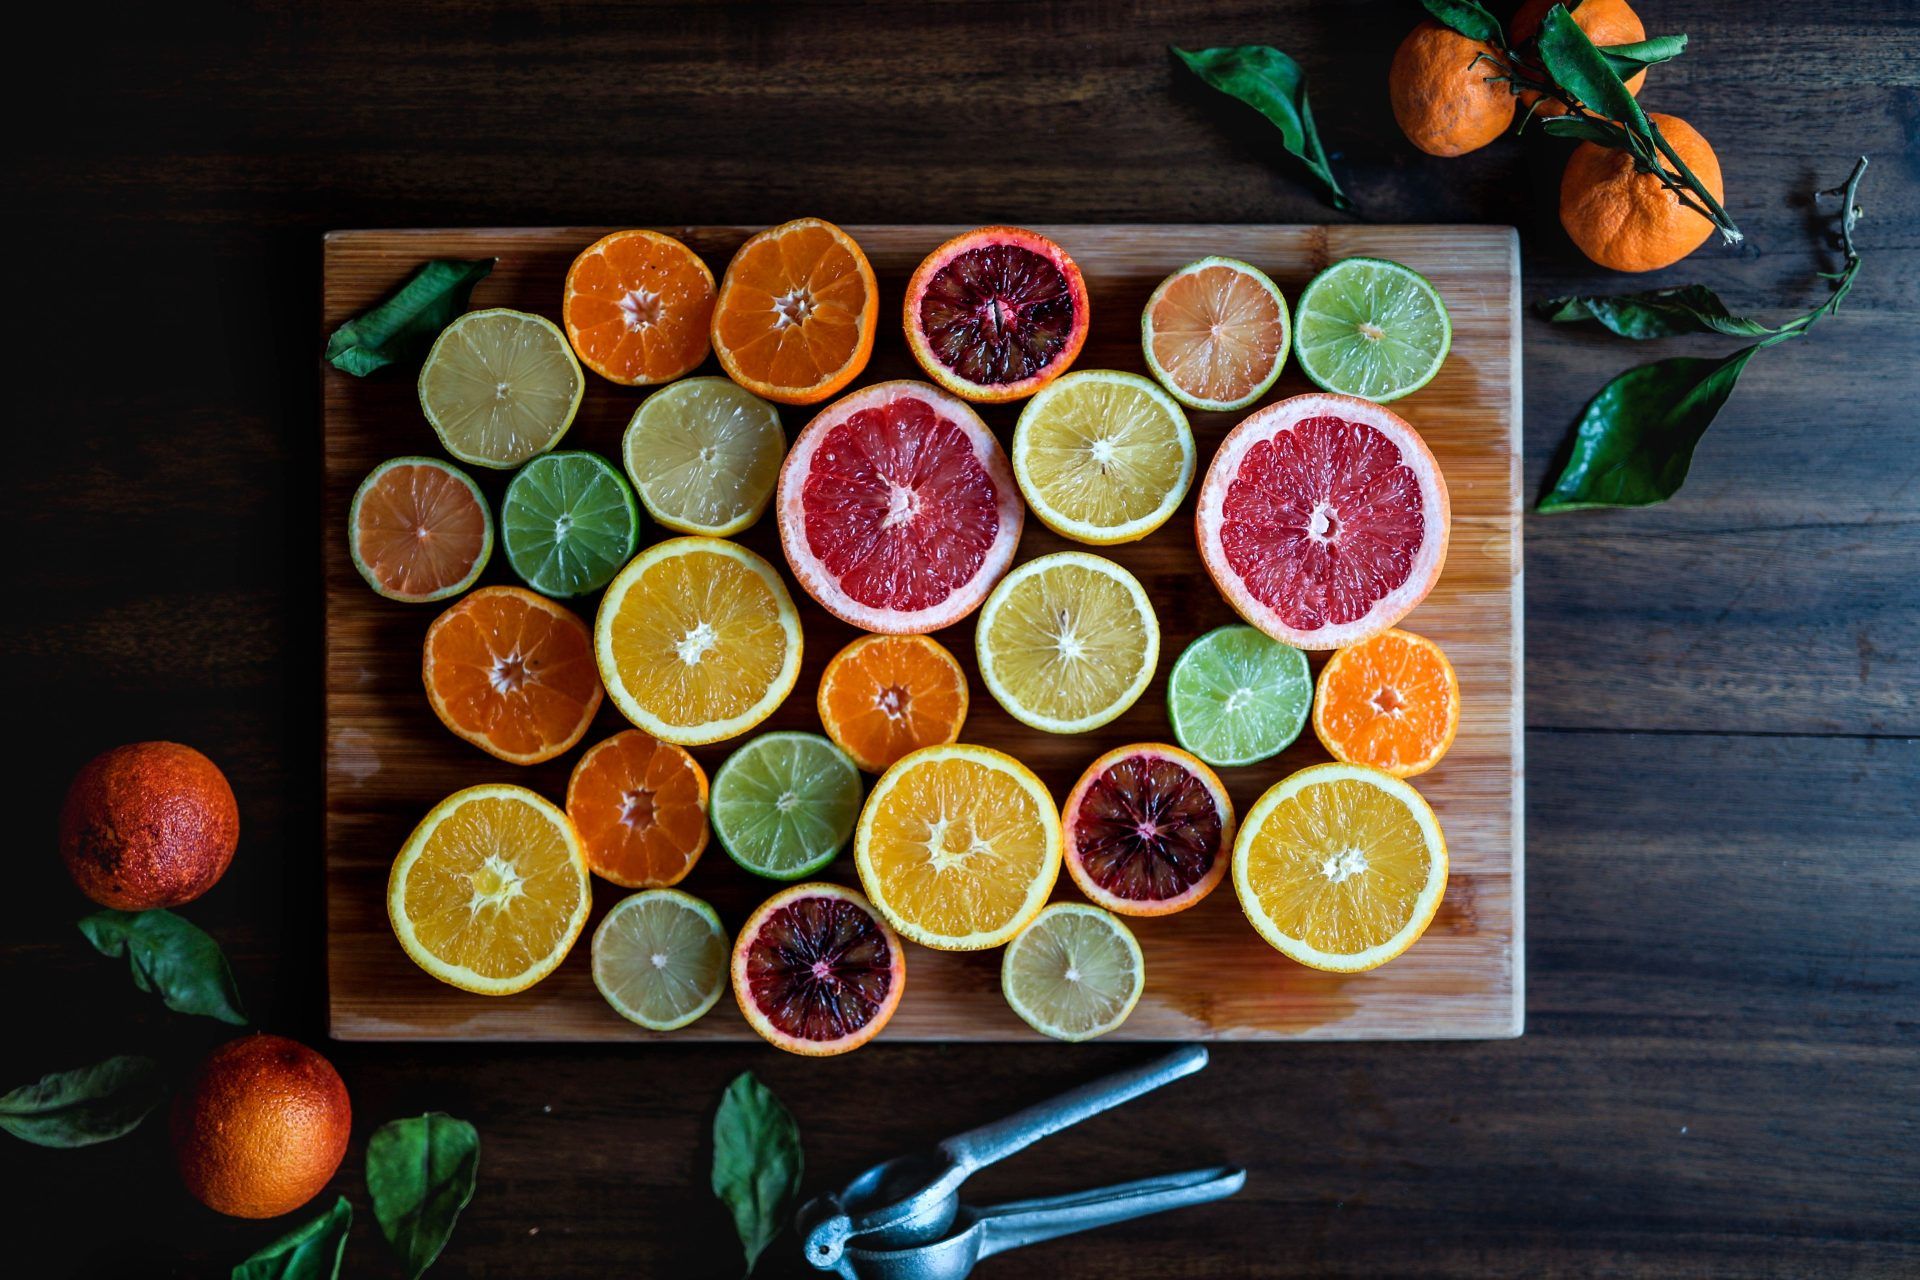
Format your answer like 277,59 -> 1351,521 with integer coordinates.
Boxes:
776,380 -> 1023,633
904,226 -> 1090,403
731,882 -> 905,1056
1062,744 -> 1234,917
1196,392 -> 1450,650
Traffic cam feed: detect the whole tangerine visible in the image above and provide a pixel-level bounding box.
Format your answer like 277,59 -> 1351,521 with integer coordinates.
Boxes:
59,741 -> 239,910
172,1034 -> 351,1219
1510,0 -> 1649,117
1560,112 -> 1724,273
1389,20 -> 1516,157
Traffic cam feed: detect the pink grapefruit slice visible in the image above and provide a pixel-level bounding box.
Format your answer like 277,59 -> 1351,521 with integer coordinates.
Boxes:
904,226 -> 1090,403
777,379 -> 1023,633
1196,392 -> 1450,650
1062,743 -> 1234,917
730,881 -> 905,1056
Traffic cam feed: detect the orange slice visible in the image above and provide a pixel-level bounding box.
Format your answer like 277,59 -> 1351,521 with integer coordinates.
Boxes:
816,634 -> 969,774
422,586 -> 603,765
566,731 -> 710,887
1313,628 -> 1461,778
562,229 -> 715,385
712,218 -> 878,405
854,744 -> 1061,951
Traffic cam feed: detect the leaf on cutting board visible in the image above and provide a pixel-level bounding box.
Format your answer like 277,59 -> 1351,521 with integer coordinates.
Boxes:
231,1196 -> 353,1280
0,1055 -> 168,1148
711,1071 -> 803,1275
1536,284 -> 1774,339
79,908 -> 248,1025
326,258 -> 495,376
1172,45 -> 1356,211
366,1112 -> 481,1278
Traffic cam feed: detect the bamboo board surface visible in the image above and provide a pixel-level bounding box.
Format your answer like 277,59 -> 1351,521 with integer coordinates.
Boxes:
322,224 -> 1523,1041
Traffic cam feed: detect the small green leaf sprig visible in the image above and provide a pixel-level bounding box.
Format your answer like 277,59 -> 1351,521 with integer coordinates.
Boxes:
1171,44 -> 1355,212
712,1071 -> 804,1275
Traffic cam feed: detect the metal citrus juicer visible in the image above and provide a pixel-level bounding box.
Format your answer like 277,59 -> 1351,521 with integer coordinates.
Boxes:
795,1045 -> 1244,1280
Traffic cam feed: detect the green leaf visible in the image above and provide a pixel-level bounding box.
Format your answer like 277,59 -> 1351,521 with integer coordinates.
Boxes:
80,908 -> 247,1025
1537,285 -> 1775,339
232,1196 -> 352,1280
1172,45 -> 1355,212
0,1055 -> 167,1147
711,1072 -> 803,1275
1535,5 -> 1643,121
325,258 -> 495,376
1538,115 -> 1632,146
1599,33 -> 1687,78
1419,0 -> 1504,46
366,1113 -> 480,1278
1538,347 -> 1759,511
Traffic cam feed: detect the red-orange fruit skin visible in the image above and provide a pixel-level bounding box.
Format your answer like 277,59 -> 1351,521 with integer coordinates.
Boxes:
171,1034 -> 352,1220
59,741 -> 239,910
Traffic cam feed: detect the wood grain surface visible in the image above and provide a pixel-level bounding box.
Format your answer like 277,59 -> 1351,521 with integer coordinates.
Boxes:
322,223 -> 1524,1042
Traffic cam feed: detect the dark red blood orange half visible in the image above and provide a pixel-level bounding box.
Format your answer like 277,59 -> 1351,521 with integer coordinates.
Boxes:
1062,744 -> 1235,917
777,379 -> 1023,633
731,882 -> 906,1055
904,226 -> 1090,403
1196,392 -> 1450,650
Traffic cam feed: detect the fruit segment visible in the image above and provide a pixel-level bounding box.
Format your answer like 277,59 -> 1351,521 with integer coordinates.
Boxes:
1167,625 -> 1313,767
1001,903 -> 1145,1041
562,229 -> 715,385
1292,258 -> 1451,403
713,217 -> 878,404
566,730 -> 710,888
817,633 -> 969,774
419,308 -> 584,468
422,586 -> 603,765
622,377 -> 785,536
1313,628 -> 1461,778
710,732 -> 863,880
1141,257 -> 1292,411
1012,369 -> 1195,545
592,889 -> 728,1031
500,450 -> 640,598
976,552 -> 1160,734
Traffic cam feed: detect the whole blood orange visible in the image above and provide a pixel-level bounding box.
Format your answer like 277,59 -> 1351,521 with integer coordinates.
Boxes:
171,1034 -> 351,1219
776,380 -> 1022,633
731,882 -> 905,1056
712,217 -> 878,405
1560,112 -> 1724,273
1197,393 -> 1450,650
60,741 -> 238,910
1511,0 -> 1648,117
1062,744 -> 1234,917
1389,20 -> 1516,157
904,226 -> 1089,403
563,229 -> 715,385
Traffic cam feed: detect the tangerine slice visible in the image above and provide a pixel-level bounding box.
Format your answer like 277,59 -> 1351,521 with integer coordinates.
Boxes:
816,634 -> 969,774
422,586 -> 603,765
731,882 -> 905,1056
566,731 -> 710,888
1312,628 -> 1460,778
562,229 -> 715,385
712,217 -> 878,405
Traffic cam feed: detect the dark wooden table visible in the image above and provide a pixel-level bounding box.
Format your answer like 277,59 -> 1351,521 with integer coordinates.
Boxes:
6,3 -> 1916,1275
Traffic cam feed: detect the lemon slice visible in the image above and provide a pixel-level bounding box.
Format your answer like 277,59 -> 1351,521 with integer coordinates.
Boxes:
854,744 -> 1062,950
1001,903 -> 1144,1041
975,552 -> 1160,734
388,784 -> 592,995
418,309 -> 585,469
594,536 -> 802,745
622,377 -> 786,536
1232,762 -> 1448,972
591,889 -> 729,1030
1011,370 -> 1194,544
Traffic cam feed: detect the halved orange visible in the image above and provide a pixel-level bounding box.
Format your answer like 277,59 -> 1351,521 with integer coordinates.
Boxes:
566,730 -> 710,888
816,634 -> 968,774
712,218 -> 878,405
562,229 -> 716,385
1312,628 -> 1460,778
422,586 -> 603,765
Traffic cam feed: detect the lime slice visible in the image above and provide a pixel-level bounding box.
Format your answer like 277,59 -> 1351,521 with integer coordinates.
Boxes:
1011,370 -> 1194,545
711,732 -> 863,879
1167,625 -> 1312,767
419,308 -> 585,468
1001,903 -> 1144,1041
1292,257 -> 1450,403
1141,256 -> 1291,412
623,377 -> 786,536
590,888 -> 728,1030
499,451 -> 640,597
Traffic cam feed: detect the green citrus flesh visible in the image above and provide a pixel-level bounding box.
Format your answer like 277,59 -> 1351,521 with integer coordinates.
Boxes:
499,451 -> 640,597
419,308 -> 585,468
590,889 -> 728,1031
1167,625 -> 1313,767
710,732 -> 863,879
1292,257 -> 1450,403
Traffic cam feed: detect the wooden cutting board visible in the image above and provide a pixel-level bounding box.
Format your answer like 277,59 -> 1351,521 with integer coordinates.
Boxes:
322,224 -> 1523,1042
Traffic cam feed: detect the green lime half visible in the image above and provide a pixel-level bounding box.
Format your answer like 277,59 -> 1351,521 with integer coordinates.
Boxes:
1292,257 -> 1450,403
499,451 -> 640,597
591,888 -> 728,1031
418,308 -> 585,468
1167,625 -> 1312,767
711,731 -> 863,879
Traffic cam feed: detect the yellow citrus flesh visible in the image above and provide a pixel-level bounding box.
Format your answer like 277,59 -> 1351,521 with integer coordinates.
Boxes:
594,537 -> 802,745
976,552 -> 1160,734
854,744 -> 1061,950
418,309 -> 585,469
388,785 -> 592,995
1012,370 -> 1194,544
1232,763 -> 1447,972
622,377 -> 785,536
